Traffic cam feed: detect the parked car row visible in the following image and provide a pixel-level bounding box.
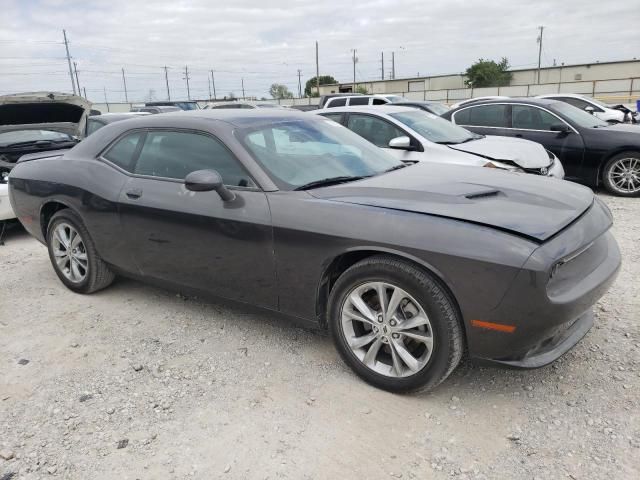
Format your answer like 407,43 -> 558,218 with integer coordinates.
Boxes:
7,108 -> 621,393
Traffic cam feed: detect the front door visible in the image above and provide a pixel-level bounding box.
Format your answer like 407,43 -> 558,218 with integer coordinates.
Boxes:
509,105 -> 585,181
117,129 -> 277,309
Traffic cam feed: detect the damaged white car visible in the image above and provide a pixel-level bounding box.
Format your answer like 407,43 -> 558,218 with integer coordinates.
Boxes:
0,92 -> 91,223
315,106 -> 564,178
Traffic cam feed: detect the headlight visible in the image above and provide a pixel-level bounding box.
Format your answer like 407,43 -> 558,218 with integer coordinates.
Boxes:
0,170 -> 9,184
482,160 -> 524,172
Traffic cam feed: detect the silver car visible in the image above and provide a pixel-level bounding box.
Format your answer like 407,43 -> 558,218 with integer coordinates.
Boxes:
314,106 -> 564,177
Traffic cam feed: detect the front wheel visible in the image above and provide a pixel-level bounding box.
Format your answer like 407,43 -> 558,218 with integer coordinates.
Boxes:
46,209 -> 115,293
328,255 -> 464,393
602,152 -> 640,197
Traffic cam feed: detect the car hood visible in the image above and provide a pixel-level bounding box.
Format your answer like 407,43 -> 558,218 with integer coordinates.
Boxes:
598,123 -> 640,134
0,92 -> 91,137
448,135 -> 551,168
309,162 -> 594,242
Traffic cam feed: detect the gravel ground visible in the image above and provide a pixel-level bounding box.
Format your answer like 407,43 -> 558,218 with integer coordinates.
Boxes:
1,192 -> 638,480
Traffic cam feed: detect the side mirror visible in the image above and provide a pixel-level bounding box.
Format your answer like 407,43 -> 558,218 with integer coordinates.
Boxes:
584,106 -> 595,114
388,136 -> 413,150
185,169 -> 235,202
549,123 -> 571,135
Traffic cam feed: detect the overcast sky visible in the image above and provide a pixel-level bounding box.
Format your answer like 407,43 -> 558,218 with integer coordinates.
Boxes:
1,0 -> 638,103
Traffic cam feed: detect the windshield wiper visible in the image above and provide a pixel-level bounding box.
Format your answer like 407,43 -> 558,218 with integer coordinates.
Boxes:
294,175 -> 367,191
383,164 -> 408,173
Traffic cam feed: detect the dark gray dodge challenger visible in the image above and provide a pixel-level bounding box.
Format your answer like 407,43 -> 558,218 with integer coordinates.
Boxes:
8,109 -> 621,392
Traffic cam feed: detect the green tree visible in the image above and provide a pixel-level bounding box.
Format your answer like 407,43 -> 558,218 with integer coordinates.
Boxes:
304,75 -> 338,97
464,58 -> 513,88
269,83 -> 294,99
355,85 -> 369,94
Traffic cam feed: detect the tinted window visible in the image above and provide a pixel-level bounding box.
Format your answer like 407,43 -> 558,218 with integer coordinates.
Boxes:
512,105 -> 562,130
455,104 -> 508,127
346,114 -> 406,148
327,98 -> 347,108
372,98 -> 387,105
133,131 -> 254,187
556,97 -> 589,110
103,132 -> 143,171
348,97 -> 369,106
322,113 -> 344,123
86,119 -> 104,136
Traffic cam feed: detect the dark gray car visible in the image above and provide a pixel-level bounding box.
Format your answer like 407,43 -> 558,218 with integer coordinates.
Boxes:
8,110 -> 621,392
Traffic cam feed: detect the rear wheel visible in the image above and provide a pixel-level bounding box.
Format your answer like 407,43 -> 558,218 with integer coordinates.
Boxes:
602,152 -> 640,197
328,255 -> 464,393
46,209 -> 115,293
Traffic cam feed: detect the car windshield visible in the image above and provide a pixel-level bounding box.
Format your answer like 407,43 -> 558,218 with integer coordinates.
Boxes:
0,129 -> 74,147
552,102 -> 609,128
239,118 -> 402,190
389,110 -> 477,144
582,96 -> 611,109
175,102 -> 199,110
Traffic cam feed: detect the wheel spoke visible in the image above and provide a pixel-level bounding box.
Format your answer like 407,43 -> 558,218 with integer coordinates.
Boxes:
53,229 -> 68,249
397,314 -> 429,331
343,308 -> 376,327
388,341 -> 404,376
56,255 -> 69,269
53,249 -> 67,258
363,337 -> 384,367
70,231 -> 82,249
391,339 -> 421,372
375,283 -> 388,316
349,292 -> 376,322
385,287 -> 404,320
70,258 -> 82,281
349,331 -> 377,349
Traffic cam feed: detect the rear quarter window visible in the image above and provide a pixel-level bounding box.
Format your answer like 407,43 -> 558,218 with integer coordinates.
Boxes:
454,104 -> 508,127
102,132 -> 143,172
327,98 -> 347,108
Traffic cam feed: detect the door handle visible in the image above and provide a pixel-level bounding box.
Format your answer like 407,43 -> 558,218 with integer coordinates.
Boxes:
126,188 -> 143,199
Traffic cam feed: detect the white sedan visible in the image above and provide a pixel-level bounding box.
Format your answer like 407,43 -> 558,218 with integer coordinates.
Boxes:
537,94 -> 629,123
313,106 -> 564,178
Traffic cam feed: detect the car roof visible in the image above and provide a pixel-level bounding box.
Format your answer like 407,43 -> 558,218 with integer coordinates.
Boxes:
314,105 -> 419,115
92,112 -> 150,123
537,93 -> 588,99
451,97 -> 562,108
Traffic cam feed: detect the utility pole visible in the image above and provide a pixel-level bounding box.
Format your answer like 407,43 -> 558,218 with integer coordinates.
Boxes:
207,77 -> 212,100
315,41 -> 320,97
381,52 -> 384,80
241,78 -> 245,99
103,87 -> 109,112
163,66 -> 171,100
183,65 -> 191,100
537,26 -> 544,84
297,69 -> 302,98
62,29 -> 76,94
210,70 -> 216,100
352,49 -> 357,91
73,61 -> 81,96
82,87 -> 87,99
391,51 -> 395,80
121,68 -> 129,103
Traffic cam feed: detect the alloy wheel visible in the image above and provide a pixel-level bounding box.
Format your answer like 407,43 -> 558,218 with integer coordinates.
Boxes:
608,157 -> 640,194
51,222 -> 88,283
340,281 -> 434,378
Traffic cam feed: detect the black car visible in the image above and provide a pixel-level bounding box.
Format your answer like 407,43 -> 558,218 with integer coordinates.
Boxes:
392,100 -> 450,116
442,98 -> 640,196
8,110 -> 620,392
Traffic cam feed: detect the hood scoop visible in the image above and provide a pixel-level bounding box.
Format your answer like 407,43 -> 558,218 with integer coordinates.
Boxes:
465,189 -> 500,200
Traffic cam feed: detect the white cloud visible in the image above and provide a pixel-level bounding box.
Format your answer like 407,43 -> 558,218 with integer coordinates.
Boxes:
1,0 -> 638,102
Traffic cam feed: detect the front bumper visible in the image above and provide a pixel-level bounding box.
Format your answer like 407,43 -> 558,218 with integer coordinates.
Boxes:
0,182 -> 15,221
466,200 -> 620,367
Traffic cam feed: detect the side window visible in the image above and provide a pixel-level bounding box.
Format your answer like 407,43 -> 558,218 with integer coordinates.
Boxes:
321,113 -> 344,123
327,98 -> 346,108
348,97 -> 369,106
458,105 -> 508,127
512,105 -> 561,131
372,98 -> 387,105
346,114 -> 406,148
102,131 -> 143,172
86,119 -> 103,136
133,131 -> 255,187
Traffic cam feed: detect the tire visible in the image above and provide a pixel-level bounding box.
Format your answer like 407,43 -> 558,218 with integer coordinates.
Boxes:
328,255 -> 464,393
602,151 -> 640,197
46,209 -> 115,293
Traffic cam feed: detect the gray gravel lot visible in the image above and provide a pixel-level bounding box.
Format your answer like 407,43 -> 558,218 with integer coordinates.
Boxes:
1,192 -> 638,480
